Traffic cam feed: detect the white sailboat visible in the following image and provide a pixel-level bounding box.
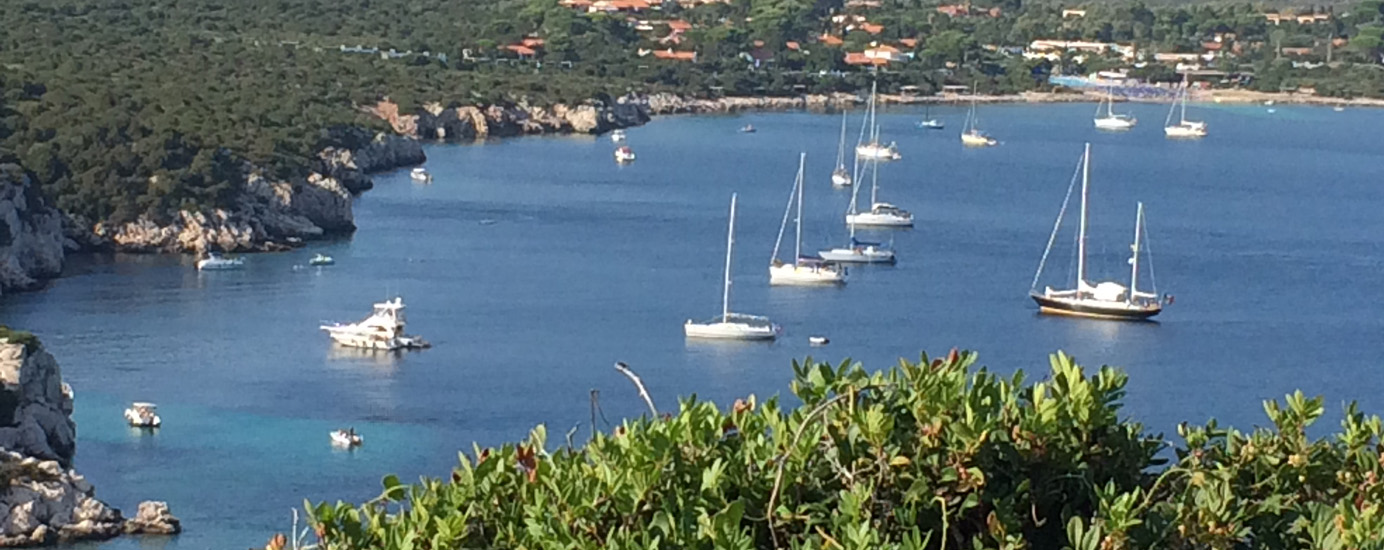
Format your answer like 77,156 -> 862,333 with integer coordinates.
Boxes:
771,154 -> 848,285
1094,89 -> 1137,130
961,87 -> 997,147
819,162 -> 897,264
844,157 -> 912,227
917,104 -> 944,130
685,194 -> 781,340
831,110 -> 853,187
1164,78 -> 1207,138
855,82 -> 901,161
1029,143 -> 1166,321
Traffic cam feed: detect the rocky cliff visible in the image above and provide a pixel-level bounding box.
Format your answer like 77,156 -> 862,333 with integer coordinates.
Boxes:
0,166 -> 65,299
368,96 -> 650,141
0,336 -> 179,546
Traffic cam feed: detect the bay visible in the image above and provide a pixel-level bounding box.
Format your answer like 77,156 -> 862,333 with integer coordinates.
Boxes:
2,102 -> 1383,548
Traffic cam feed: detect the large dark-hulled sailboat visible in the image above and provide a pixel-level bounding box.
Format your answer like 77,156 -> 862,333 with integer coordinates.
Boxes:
1029,143 -> 1168,321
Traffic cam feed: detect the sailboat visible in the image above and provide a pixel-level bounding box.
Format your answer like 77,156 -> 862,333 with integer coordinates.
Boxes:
831,110 -> 853,187
771,154 -> 848,285
961,88 -> 997,147
1094,89 -> 1137,130
685,193 -> 781,340
819,155 -> 896,263
1164,78 -> 1207,138
855,82 -> 901,161
844,156 -> 912,227
1029,143 -> 1166,321
917,103 -> 944,130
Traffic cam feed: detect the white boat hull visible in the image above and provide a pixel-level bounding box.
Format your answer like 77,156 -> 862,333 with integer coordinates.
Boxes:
846,212 -> 913,227
196,258 -> 244,271
855,145 -> 900,161
330,431 -> 363,447
684,322 -> 778,340
818,247 -> 895,264
961,133 -> 996,147
1094,117 -> 1137,130
1164,123 -> 1207,138
769,263 -> 846,285
831,171 -> 852,187
124,409 -> 161,428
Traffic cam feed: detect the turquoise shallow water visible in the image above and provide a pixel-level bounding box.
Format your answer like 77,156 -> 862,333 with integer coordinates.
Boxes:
3,102 -> 1384,548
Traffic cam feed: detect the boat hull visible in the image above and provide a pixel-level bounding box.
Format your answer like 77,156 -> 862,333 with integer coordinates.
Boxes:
769,264 -> 847,285
855,146 -> 900,161
1030,293 -> 1161,321
961,134 -> 996,147
831,172 -> 852,187
846,212 -> 913,227
1164,124 -> 1207,138
1095,117 -> 1136,130
818,247 -> 895,264
684,322 -> 778,340
196,260 -> 244,271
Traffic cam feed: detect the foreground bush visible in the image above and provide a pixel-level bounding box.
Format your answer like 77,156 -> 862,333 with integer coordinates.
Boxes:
301,351 -> 1384,550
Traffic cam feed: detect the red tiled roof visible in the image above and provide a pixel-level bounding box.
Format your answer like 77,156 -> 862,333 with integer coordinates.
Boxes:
899,38 -> 918,48
667,19 -> 692,31
653,49 -> 697,60
505,45 -> 538,56
844,52 -> 887,65
819,33 -> 844,46
860,23 -> 884,34
786,41 -> 801,50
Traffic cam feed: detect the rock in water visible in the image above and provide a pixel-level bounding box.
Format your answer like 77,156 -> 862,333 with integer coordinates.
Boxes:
123,501 -> 181,535
0,336 -> 178,545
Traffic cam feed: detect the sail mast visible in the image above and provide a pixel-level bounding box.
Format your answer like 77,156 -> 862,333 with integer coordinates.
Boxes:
723,193 -> 736,320
1077,143 -> 1090,289
836,110 -> 847,167
1128,202 -> 1143,303
870,159 -> 879,206
795,153 -> 805,261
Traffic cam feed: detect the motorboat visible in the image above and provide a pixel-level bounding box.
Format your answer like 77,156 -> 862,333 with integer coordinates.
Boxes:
818,238 -> 896,264
614,146 -> 636,163
808,336 -> 830,346
831,168 -> 852,187
740,124 -> 757,133
410,167 -> 432,182
320,297 -> 431,350
330,428 -> 363,448
610,129 -> 626,142
196,252 -> 244,271
1029,143 -> 1168,321
685,193 -> 780,341
1334,106 -> 1346,112
1094,89 -> 1137,130
770,154 -> 847,286
309,254 -> 335,266
124,402 -> 161,428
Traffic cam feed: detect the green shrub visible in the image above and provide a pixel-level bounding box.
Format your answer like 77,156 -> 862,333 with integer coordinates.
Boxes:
0,326 -> 39,353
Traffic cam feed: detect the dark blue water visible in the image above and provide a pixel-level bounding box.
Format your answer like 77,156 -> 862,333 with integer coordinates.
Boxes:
3,103 -> 1383,549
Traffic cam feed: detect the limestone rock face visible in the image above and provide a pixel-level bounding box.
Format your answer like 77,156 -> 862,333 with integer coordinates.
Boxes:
0,339 -> 179,547
0,165 -> 65,298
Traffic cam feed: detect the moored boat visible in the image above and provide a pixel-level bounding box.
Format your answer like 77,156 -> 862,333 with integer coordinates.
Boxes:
410,167 -> 432,182
770,154 -> 847,286
686,193 -> 781,340
614,146 -> 636,163
610,129 -> 626,142
1094,89 -> 1137,130
330,428 -> 363,447
309,254 -> 334,266
1164,78 -> 1207,138
124,402 -> 161,428
320,297 -> 431,350
196,252 -> 244,271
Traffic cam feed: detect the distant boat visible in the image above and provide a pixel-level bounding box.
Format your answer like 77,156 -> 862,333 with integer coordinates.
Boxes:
808,336 -> 830,346
820,160 -> 898,264
845,157 -> 912,227
1030,143 -> 1166,321
1094,89 -> 1137,130
124,402 -> 161,428
770,153 -> 847,286
196,252 -> 244,271
410,167 -> 432,182
1267,108 -> 1277,114
855,81 -> 901,161
330,428 -> 362,448
685,193 -> 780,340
309,254 -> 335,266
1164,78 -> 1207,138
740,124 -> 757,133
614,146 -> 636,163
1334,106 -> 1346,112
831,110 -> 852,187
610,129 -> 626,143
961,88 -> 997,147
320,298 -> 430,350
917,104 -> 944,130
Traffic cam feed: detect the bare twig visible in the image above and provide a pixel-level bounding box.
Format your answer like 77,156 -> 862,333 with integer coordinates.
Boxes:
767,389 -> 870,548
614,362 -> 658,416
565,423 -> 580,450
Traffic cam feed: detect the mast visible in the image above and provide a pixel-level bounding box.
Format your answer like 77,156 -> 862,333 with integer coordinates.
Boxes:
870,159 -> 879,206
836,110 -> 847,168
795,153 -> 805,261
1128,202 -> 1144,303
1077,143 -> 1090,290
723,193 -> 736,320
868,81 -> 878,144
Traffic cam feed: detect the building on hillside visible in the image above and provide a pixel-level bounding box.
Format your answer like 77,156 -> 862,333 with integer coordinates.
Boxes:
1027,40 -> 1135,60
864,44 -> 906,63
899,38 -> 918,48
504,45 -> 538,58
650,49 -> 697,61
844,52 -> 888,66
1062,8 -> 1086,18
936,4 -> 968,17
859,22 -> 884,34
819,33 -> 845,46
1281,47 -> 1315,56
845,0 -> 882,7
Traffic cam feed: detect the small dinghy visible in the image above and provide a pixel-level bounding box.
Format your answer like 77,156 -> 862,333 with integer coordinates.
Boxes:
124,402 -> 161,428
309,254 -> 335,266
808,336 -> 830,346
330,428 -> 363,448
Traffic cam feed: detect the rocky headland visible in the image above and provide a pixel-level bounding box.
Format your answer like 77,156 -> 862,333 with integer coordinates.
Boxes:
0,334 -> 179,546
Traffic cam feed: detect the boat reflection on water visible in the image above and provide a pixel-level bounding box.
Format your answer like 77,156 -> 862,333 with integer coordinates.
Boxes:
325,344 -> 411,372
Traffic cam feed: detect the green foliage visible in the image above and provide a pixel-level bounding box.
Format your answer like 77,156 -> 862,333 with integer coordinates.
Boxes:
305,351 -> 1384,549
0,326 -> 39,353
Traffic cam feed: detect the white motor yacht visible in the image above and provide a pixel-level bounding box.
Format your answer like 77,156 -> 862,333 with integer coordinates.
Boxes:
196,252 -> 245,271
610,129 -> 626,143
330,428 -> 363,447
124,402 -> 161,428
410,167 -> 432,182
614,146 -> 636,163
320,297 -> 431,350
309,254 -> 335,266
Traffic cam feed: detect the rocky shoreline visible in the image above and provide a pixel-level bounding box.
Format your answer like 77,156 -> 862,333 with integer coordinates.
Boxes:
0,337 -> 179,547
